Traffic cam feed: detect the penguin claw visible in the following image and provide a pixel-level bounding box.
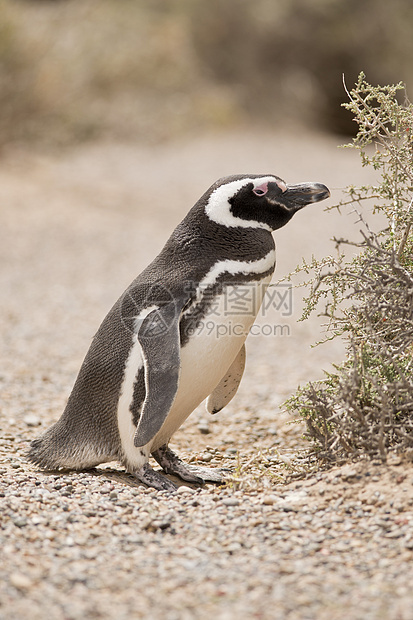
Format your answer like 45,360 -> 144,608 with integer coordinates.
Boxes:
151,445 -> 204,484
133,462 -> 177,493
186,465 -> 231,483
151,445 -> 231,485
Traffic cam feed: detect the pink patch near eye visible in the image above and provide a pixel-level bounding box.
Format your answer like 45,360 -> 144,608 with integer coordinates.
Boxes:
253,182 -> 268,196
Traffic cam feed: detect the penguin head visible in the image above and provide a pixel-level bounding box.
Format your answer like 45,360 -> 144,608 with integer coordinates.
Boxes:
205,174 -> 330,231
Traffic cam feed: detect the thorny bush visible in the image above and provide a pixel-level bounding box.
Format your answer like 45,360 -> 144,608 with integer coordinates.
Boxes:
284,73 -> 413,463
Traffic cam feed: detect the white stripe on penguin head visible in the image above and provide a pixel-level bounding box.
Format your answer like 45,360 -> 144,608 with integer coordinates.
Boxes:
205,176 -> 279,230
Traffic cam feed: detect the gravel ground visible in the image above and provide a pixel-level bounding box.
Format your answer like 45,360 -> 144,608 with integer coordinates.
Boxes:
1,130 -> 413,619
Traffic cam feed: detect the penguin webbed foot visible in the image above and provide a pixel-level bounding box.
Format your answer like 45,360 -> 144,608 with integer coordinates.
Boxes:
151,445 -> 230,485
185,464 -> 231,483
133,462 -> 177,493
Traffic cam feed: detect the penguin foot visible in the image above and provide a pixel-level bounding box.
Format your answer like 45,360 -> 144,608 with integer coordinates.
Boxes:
152,445 -> 230,484
152,445 -> 204,484
185,464 -> 231,483
133,462 -> 177,492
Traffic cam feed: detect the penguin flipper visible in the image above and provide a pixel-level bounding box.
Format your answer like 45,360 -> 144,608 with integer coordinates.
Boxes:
206,343 -> 246,414
133,302 -> 182,448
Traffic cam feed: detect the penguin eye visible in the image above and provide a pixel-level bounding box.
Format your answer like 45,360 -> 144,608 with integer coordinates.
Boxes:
253,182 -> 268,197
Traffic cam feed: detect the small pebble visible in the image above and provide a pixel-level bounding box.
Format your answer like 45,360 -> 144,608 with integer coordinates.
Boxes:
23,414 -> 41,427
10,573 -> 33,591
261,495 -> 278,505
175,486 -> 196,495
100,484 -> 114,494
198,419 -> 211,435
222,498 -> 239,507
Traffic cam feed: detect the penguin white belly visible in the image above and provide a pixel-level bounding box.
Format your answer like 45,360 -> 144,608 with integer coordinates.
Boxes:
151,274 -> 272,450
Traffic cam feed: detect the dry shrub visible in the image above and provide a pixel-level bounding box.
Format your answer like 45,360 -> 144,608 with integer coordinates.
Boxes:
285,74 -> 413,462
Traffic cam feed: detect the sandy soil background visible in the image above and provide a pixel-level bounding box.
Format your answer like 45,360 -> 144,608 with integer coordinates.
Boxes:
1,130 -> 412,619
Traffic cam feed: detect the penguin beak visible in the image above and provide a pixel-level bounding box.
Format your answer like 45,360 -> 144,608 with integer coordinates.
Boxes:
282,182 -> 330,210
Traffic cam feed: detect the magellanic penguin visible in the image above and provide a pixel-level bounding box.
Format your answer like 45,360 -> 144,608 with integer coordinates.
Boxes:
29,174 -> 330,491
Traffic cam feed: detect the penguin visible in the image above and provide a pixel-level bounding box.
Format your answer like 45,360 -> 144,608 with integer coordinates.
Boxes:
29,174 -> 330,491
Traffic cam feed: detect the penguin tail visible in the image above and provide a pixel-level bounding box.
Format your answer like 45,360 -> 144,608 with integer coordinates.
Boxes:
28,435 -> 62,471
27,423 -> 73,470
27,421 -> 108,471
